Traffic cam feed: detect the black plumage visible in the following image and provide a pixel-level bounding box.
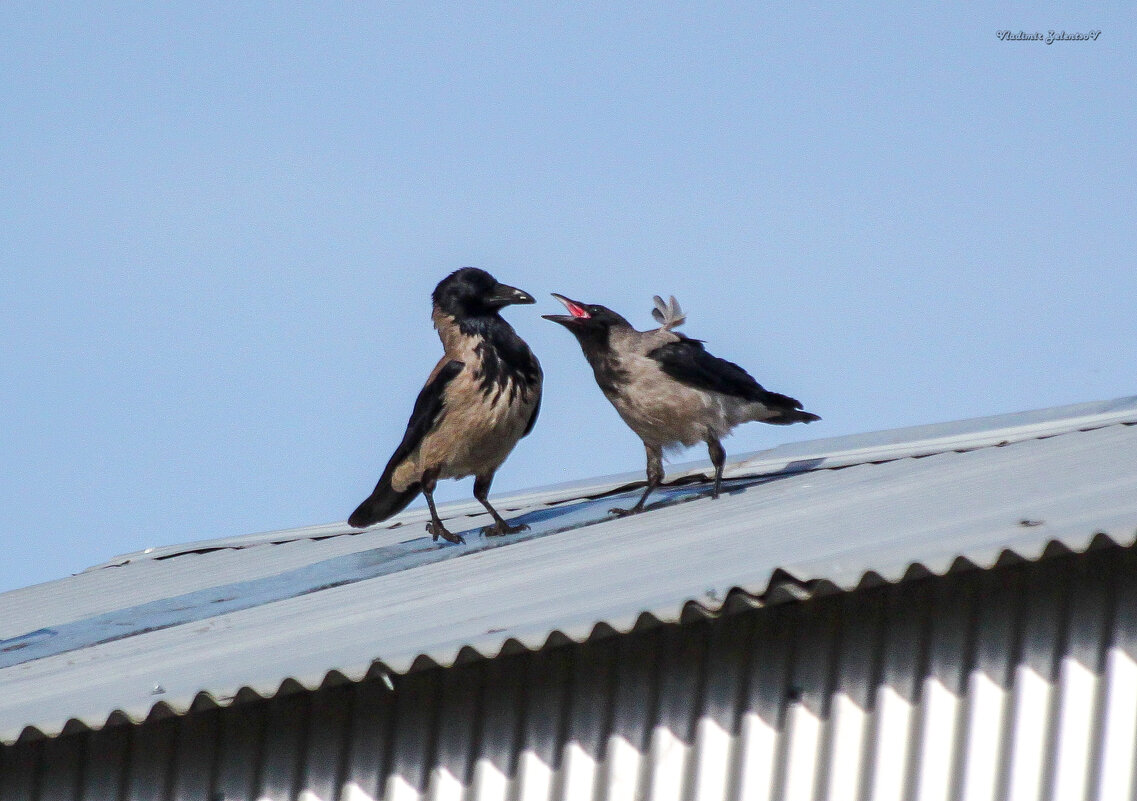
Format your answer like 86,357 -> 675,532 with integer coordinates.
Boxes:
544,293 -> 819,515
648,338 -> 812,423
349,268 -> 542,542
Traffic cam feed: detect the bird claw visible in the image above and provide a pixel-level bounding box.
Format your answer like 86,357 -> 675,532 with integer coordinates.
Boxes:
608,506 -> 642,518
482,521 -> 530,537
427,521 -> 465,544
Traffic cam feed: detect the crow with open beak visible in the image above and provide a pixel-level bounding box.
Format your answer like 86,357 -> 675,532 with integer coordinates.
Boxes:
348,268 -> 542,542
544,293 -> 819,515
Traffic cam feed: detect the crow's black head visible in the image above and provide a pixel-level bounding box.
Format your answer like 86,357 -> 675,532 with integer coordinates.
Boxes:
432,268 -> 535,319
543,293 -> 633,345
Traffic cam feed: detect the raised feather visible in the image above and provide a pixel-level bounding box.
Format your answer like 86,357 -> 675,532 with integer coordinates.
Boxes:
650,295 -> 686,330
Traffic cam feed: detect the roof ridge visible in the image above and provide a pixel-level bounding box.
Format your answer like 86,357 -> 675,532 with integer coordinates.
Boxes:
84,396 -> 1137,568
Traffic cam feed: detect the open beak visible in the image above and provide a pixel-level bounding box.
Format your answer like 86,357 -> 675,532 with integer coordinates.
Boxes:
487,282 -> 535,307
542,293 -> 591,326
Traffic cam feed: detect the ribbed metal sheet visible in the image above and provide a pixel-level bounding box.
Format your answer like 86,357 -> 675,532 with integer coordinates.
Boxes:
1,397 -> 1136,749
2,545 -> 1135,801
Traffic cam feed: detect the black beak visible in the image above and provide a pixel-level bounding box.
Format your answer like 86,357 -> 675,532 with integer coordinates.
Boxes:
487,282 -> 536,308
542,293 -> 590,326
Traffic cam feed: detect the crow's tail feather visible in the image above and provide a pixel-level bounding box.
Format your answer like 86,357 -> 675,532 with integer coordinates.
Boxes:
348,477 -> 422,528
751,388 -> 822,426
771,408 -> 821,425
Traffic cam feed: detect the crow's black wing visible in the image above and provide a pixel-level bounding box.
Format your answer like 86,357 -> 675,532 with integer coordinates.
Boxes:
522,390 -> 541,437
348,359 -> 464,527
648,337 -> 806,413
388,359 -> 466,465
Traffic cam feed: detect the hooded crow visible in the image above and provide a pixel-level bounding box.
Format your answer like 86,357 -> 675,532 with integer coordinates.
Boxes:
349,268 -> 542,542
545,293 -> 819,515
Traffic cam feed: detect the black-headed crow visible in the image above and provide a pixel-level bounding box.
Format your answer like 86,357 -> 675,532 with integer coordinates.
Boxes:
545,293 -> 818,515
349,268 -> 542,542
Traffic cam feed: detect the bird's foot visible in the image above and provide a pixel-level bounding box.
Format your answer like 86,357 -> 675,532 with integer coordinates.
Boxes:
608,506 -> 644,518
427,521 -> 465,544
482,520 -> 530,537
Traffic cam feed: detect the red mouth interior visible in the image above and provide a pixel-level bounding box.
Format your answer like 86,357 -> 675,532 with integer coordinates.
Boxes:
565,300 -> 590,319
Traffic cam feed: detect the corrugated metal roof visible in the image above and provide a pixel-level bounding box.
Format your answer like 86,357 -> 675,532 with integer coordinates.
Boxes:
5,544 -> 1135,801
2,396 -> 1136,745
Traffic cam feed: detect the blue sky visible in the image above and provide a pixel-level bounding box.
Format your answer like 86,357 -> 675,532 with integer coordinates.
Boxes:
2,4 -> 1134,593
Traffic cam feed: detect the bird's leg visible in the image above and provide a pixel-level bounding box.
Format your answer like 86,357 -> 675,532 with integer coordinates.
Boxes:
422,469 -> 464,544
706,434 -> 726,499
611,443 -> 664,516
474,473 -> 529,536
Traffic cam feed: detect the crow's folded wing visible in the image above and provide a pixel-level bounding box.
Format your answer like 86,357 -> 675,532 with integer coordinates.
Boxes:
647,337 -> 806,412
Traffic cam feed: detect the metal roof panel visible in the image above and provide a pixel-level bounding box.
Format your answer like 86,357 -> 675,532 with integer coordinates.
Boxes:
2,396 -> 1136,744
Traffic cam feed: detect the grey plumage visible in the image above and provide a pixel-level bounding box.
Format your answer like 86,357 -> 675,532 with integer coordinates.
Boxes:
544,293 -> 819,515
349,268 -> 542,542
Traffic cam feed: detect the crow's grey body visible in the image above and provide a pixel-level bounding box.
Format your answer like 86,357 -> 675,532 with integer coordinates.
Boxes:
593,324 -> 796,449
545,293 -> 818,515
349,268 -> 541,542
388,306 -> 542,492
